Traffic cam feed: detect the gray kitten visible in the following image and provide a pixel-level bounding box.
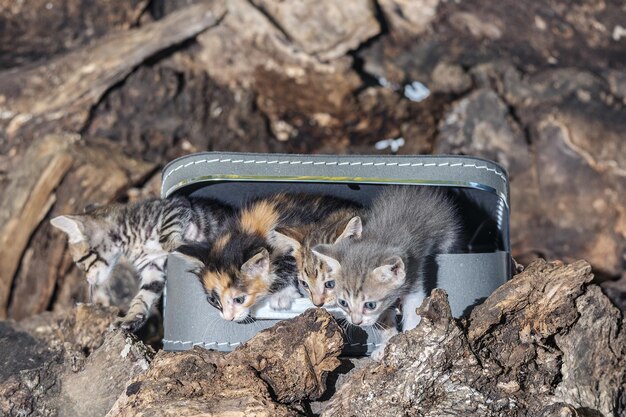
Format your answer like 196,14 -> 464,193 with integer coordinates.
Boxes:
312,186 -> 461,356
50,196 -> 232,331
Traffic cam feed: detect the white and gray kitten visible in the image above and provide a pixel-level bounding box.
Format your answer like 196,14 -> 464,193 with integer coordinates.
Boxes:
50,196 -> 233,331
312,186 -> 461,357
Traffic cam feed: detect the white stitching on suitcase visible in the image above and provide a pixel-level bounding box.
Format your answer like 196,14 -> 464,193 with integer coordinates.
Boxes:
163,338 -> 380,348
162,157 -> 508,194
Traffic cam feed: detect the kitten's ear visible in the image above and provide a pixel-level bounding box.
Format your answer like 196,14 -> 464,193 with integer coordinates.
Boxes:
50,215 -> 86,243
241,248 -> 270,280
335,216 -> 362,243
372,256 -> 406,288
312,244 -> 341,273
269,231 -> 301,253
173,243 -> 208,276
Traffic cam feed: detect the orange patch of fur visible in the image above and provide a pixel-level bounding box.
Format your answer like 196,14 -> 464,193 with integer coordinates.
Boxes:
202,270 -> 231,292
244,276 -> 270,306
211,233 -> 231,256
240,201 -> 279,236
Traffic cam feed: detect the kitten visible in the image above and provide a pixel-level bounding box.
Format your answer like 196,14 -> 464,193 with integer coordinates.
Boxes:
178,193 -> 360,321
312,186 -> 461,355
50,196 -> 233,331
278,206 -> 362,307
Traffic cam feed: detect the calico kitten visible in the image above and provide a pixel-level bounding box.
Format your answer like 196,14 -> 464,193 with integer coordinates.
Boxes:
178,193 -> 360,321
312,186 -> 461,349
50,196 -> 233,331
277,207 -> 362,307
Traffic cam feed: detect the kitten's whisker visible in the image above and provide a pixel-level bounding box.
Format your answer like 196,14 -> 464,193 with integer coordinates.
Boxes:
200,316 -> 214,341
371,325 -> 381,341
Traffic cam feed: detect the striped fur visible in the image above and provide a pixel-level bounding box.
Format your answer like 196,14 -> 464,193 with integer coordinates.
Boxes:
50,196 -> 233,331
180,193 -> 360,321
280,206 -> 363,307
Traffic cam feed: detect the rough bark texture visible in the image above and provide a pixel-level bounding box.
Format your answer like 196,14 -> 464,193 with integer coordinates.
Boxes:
0,304 -> 153,417
322,260 -> 626,417
0,0 -> 149,69
0,261 -> 623,416
0,1 -> 226,140
106,308 -> 343,416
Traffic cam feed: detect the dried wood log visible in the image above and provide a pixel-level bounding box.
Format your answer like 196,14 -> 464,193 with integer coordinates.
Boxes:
433,65 -> 626,276
249,0 -> 380,61
322,260 -> 626,416
225,308 -> 344,403
0,135 -> 74,319
0,304 -> 153,417
192,0 -> 380,145
0,0 -> 226,138
0,0 -> 149,69
1,261 -> 623,416
106,308 -> 343,416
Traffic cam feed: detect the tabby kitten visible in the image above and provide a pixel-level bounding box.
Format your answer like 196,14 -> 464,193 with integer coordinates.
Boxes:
312,186 -> 461,332
50,196 -> 233,331
178,193 -> 360,321
277,206 -> 363,307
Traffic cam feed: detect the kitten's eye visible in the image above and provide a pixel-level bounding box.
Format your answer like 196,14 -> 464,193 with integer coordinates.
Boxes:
324,280 -> 335,289
337,299 -> 348,308
233,296 -> 246,304
300,280 -> 309,288
206,294 -> 217,305
364,301 -> 377,310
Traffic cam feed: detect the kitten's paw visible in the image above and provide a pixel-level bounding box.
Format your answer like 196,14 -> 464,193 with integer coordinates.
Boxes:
114,312 -> 147,333
371,345 -> 386,361
269,293 -> 294,311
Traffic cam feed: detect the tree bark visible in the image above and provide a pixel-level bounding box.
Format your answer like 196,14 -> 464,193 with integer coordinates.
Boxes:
322,260 -> 625,417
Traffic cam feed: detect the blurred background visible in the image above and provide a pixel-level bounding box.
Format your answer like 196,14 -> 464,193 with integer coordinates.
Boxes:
0,0 -> 624,321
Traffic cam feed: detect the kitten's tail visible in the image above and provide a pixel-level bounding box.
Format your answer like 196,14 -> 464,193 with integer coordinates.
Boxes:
240,200 -> 280,237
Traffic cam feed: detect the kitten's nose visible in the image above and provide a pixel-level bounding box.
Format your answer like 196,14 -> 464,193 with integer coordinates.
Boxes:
312,296 -> 324,307
351,314 -> 363,325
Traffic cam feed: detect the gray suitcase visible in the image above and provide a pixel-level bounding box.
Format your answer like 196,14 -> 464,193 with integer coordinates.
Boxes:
161,152 -> 512,355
